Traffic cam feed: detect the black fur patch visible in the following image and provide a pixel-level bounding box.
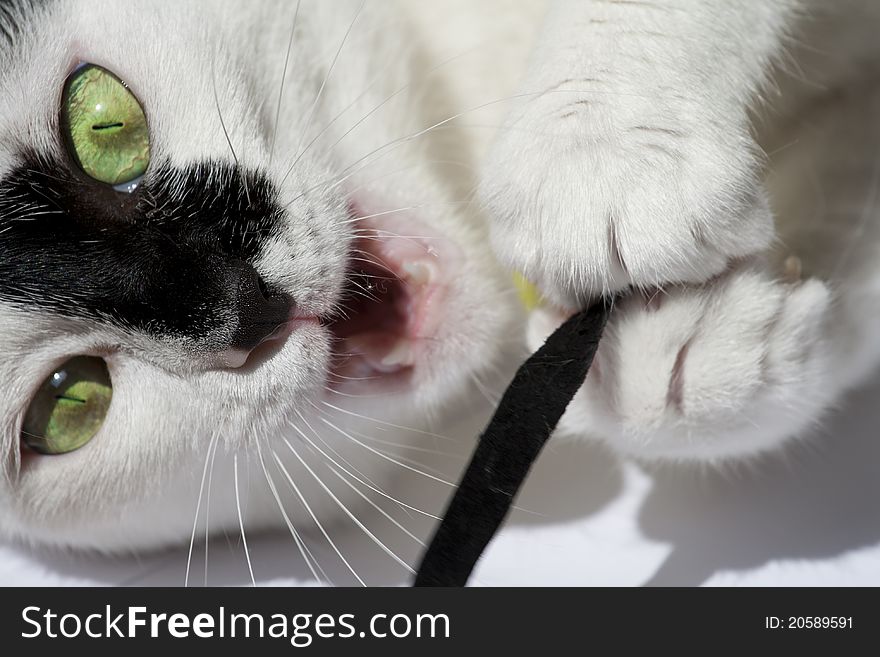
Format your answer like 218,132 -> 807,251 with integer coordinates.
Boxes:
0,153 -> 293,350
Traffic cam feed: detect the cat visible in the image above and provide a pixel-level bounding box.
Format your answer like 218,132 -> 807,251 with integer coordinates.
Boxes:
0,0 -> 878,574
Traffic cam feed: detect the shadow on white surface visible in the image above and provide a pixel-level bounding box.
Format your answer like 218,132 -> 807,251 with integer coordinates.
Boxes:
638,372 -> 880,586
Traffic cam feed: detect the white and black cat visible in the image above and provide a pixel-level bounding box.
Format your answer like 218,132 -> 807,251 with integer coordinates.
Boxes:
0,0 -> 878,570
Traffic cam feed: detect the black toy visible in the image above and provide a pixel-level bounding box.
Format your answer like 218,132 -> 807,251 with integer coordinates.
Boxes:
414,298 -> 612,586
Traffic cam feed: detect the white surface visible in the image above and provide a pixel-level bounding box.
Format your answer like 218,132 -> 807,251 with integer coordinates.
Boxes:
2,371 -> 879,587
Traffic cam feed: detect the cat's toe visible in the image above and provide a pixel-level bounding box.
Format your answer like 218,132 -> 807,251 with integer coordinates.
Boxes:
537,262 -> 835,462
479,99 -> 774,309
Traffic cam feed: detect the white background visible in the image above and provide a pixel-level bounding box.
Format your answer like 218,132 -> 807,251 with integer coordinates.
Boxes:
2,369 -> 879,587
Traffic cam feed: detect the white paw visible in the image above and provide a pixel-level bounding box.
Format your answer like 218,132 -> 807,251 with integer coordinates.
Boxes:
480,85 -> 774,307
532,262 -> 834,461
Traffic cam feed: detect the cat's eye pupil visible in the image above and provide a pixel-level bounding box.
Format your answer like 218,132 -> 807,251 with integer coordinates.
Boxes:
61,64 -> 150,189
56,395 -> 86,404
22,357 -> 112,456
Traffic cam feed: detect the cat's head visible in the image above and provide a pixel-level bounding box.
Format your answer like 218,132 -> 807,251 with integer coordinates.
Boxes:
0,0 -> 517,552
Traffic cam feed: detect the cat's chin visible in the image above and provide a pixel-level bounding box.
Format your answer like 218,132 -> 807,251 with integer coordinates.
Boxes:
324,210 -> 460,396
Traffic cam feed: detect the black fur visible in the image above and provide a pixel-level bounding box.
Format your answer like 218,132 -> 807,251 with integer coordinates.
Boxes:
0,153 -> 293,350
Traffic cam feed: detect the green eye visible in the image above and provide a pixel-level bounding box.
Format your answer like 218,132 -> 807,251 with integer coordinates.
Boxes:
22,357 -> 112,455
61,64 -> 150,189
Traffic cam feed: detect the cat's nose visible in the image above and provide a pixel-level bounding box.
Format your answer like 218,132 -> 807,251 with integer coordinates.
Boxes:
228,261 -> 295,352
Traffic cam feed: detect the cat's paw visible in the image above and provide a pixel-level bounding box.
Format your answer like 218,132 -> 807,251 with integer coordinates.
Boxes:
532,261 -> 834,461
479,88 -> 774,308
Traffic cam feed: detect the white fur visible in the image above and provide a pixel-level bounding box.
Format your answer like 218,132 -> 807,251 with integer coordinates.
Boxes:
0,0 -> 519,552
0,0 -> 879,559
485,0 -> 880,462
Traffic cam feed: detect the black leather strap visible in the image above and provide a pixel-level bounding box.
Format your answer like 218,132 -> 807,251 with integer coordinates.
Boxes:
414,299 -> 612,586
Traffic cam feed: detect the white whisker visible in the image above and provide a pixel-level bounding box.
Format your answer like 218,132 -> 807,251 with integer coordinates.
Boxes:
255,438 -> 325,584
318,400 -> 457,441
353,431 -> 463,459
184,430 -> 218,588
211,56 -> 251,206
283,0 -> 366,189
285,441 -> 415,574
326,465 -> 426,547
272,448 -> 366,586
319,416 -> 456,487
322,386 -> 399,400
342,205 -> 423,224
291,86 -> 652,209
469,372 -> 501,406
269,0 -> 302,167
203,430 -> 221,587
296,410 -> 389,494
287,92 -> 550,208
288,418 -> 440,520
234,454 -> 256,587
289,46 -> 483,183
